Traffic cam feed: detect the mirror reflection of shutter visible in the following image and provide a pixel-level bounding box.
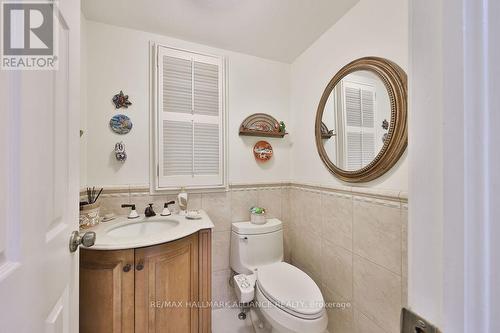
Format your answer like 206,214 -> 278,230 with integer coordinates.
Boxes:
343,82 -> 376,170
345,86 -> 363,170
157,46 -> 224,188
361,89 -> 375,166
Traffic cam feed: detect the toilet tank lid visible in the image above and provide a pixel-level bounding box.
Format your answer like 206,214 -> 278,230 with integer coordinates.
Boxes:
231,219 -> 282,235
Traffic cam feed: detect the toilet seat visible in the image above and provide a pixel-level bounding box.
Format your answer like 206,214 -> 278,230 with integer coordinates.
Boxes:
256,262 -> 324,320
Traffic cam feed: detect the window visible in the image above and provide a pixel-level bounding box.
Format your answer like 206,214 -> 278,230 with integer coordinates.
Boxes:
154,45 -> 225,189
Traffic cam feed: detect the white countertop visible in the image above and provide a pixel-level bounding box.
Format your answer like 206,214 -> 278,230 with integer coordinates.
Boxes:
85,210 -> 214,250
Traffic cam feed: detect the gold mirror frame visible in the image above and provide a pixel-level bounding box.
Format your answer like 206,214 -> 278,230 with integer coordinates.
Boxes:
315,57 -> 407,183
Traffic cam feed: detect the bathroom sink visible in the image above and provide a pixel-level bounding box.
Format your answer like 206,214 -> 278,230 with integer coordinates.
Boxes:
86,211 -> 214,250
106,219 -> 180,239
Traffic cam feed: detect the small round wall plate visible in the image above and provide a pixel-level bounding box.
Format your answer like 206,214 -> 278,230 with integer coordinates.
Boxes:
109,114 -> 133,134
253,141 -> 273,161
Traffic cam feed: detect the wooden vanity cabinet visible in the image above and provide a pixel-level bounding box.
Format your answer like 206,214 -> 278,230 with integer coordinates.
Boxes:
80,248 -> 135,333
80,229 -> 212,333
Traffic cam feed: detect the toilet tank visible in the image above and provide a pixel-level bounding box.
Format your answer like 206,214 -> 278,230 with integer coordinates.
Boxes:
230,219 -> 284,274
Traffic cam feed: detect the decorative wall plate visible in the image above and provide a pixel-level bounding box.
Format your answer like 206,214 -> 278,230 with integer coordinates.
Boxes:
239,113 -> 287,138
253,141 -> 273,161
112,90 -> 132,109
109,114 -> 133,134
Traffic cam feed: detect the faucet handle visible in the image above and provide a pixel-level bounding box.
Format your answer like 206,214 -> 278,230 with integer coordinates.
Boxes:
161,201 -> 175,216
121,203 -> 136,209
121,204 -> 139,219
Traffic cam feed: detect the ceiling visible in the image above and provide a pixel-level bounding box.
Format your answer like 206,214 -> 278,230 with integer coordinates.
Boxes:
81,0 -> 359,63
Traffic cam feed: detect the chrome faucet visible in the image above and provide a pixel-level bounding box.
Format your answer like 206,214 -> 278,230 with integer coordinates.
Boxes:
144,203 -> 156,217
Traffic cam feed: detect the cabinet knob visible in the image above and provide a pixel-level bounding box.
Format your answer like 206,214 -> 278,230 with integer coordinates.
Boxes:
123,264 -> 132,272
136,263 -> 144,271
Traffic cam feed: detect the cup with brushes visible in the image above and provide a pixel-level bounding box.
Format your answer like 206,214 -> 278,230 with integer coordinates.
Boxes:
79,187 -> 104,229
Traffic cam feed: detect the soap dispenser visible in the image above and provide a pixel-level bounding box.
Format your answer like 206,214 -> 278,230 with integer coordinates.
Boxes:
177,187 -> 188,214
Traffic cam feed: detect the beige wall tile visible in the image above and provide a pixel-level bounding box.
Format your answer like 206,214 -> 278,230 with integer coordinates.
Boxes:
353,198 -> 402,274
289,187 -> 302,230
257,187 -> 282,220
293,230 -> 322,284
321,192 -> 353,251
281,187 -> 290,225
231,189 -> 258,222
201,191 -> 231,231
323,286 -> 354,333
353,255 -> 402,333
401,207 -> 408,306
187,193 -> 202,210
212,231 -> 230,271
300,189 -> 322,235
354,309 -> 387,333
99,194 -> 131,216
321,238 -> 353,300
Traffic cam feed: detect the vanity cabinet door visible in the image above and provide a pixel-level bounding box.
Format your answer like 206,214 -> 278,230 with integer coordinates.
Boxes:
135,233 -> 199,333
80,249 -> 135,333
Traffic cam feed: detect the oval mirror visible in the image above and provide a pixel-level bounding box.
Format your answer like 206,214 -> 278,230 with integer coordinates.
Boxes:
315,57 -> 407,183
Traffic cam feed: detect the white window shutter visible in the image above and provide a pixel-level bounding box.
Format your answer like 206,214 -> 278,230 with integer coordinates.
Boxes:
162,56 -> 192,114
156,46 -> 224,189
194,62 -> 219,117
194,123 -> 219,174
162,120 -> 193,176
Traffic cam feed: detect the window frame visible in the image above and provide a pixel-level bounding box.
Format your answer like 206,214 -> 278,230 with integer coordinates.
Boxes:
150,43 -> 227,192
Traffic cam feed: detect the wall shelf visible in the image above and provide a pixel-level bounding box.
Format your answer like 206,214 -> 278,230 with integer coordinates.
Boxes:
239,113 -> 288,138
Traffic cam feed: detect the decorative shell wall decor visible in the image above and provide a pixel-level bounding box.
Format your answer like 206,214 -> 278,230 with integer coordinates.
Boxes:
112,90 -> 132,109
114,142 -> 127,162
239,113 -> 288,138
253,141 -> 273,162
109,114 -> 133,134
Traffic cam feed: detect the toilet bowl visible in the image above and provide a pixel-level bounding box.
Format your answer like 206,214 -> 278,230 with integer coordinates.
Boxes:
255,262 -> 328,333
230,219 -> 328,333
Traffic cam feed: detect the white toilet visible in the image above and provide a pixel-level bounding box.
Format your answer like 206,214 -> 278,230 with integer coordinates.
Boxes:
230,219 -> 328,333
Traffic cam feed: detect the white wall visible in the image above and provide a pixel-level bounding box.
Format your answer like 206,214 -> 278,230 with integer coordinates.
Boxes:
290,0 -> 408,192
84,20 -> 291,187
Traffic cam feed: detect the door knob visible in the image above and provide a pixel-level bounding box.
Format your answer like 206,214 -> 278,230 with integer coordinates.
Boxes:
69,231 -> 96,253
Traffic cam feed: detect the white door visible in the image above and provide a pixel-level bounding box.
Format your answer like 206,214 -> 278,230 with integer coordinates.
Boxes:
0,1 -> 81,332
